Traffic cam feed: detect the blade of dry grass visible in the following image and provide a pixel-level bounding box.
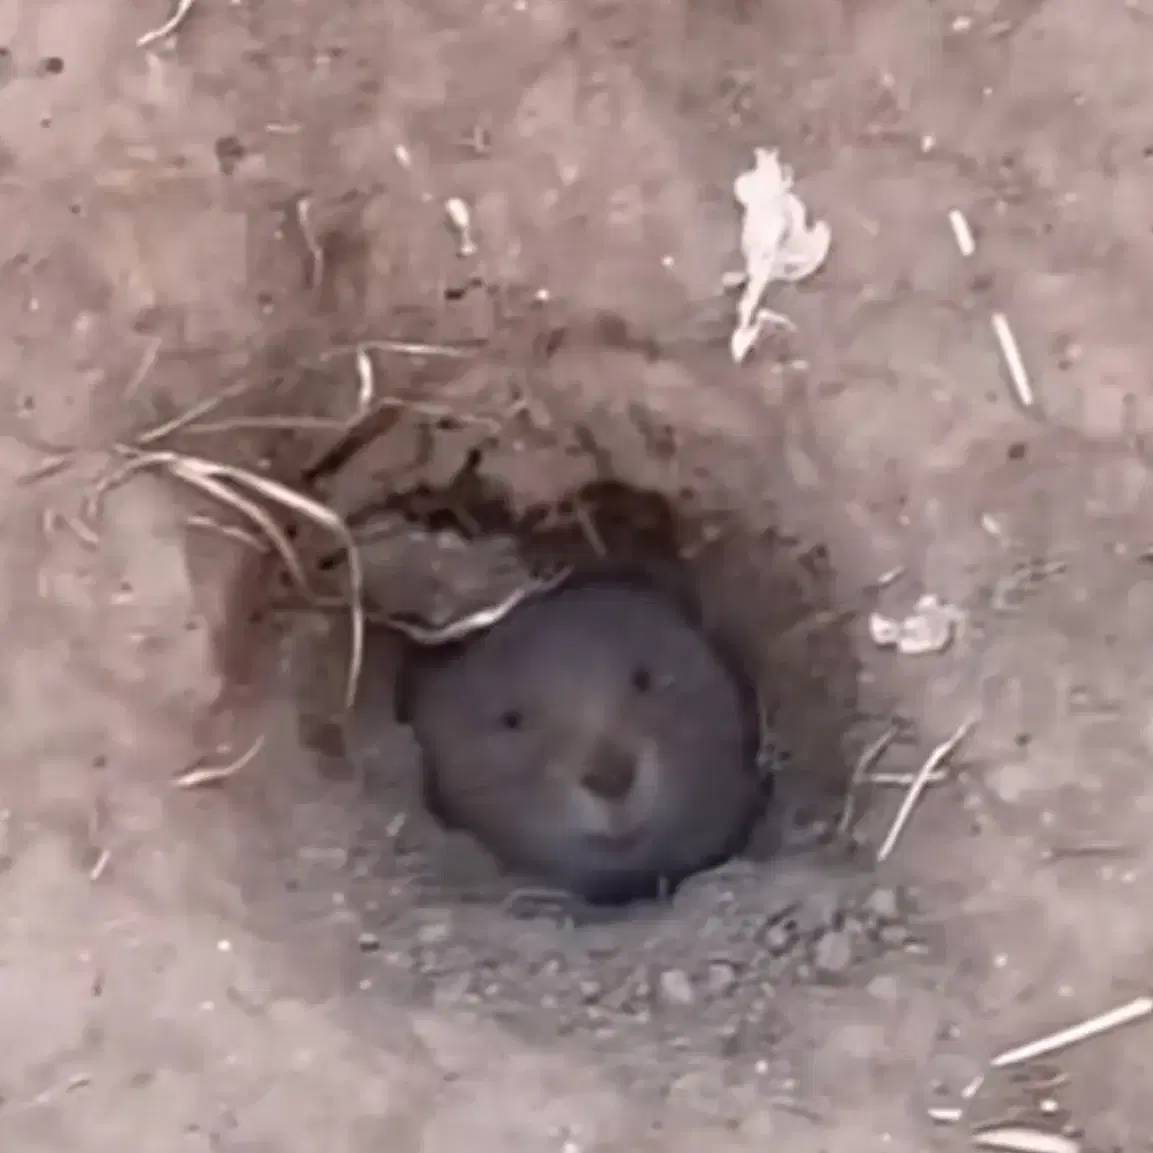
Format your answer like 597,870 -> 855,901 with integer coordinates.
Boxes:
876,715 -> 977,862
92,446 -> 365,711
171,455 -> 363,712
990,996 -> 1153,1069
135,377 -> 266,447
137,0 -> 197,47
185,514 -> 268,552
168,466 -> 315,597
837,723 -> 900,835
174,735 -> 267,788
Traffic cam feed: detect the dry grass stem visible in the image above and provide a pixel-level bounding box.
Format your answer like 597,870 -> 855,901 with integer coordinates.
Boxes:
169,453 -> 364,710
136,377 -> 263,446
136,0 -> 197,47
338,338 -> 480,360
876,715 -> 977,862
17,454 -> 76,486
837,723 -> 900,835
164,415 -> 361,435
174,735 -> 267,788
171,466 -> 315,594
868,769 -> 949,786
991,311 -> 1035,409
123,337 -> 163,400
185,514 -> 268,552
88,847 -> 112,882
295,196 -> 325,291
971,1127 -> 1079,1153
990,996 -> 1153,1069
371,570 -> 570,646
948,207 -> 977,257
90,445 -> 364,711
354,345 -> 377,410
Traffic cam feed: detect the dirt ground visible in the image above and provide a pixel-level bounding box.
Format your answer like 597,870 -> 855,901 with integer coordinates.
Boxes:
3,0 -> 1153,1149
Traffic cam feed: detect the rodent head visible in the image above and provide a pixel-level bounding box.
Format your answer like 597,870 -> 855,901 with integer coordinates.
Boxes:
402,571 -> 766,900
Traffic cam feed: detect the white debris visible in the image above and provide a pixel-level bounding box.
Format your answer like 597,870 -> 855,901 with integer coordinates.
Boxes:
727,148 -> 831,363
868,593 -> 964,656
991,310 -> 1035,408
444,197 -> 477,257
947,207 -> 977,257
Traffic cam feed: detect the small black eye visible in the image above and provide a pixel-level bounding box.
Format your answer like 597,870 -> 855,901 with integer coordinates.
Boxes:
499,709 -> 523,730
630,667 -> 652,693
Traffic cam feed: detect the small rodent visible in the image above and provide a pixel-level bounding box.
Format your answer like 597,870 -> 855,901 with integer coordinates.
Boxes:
397,569 -> 770,905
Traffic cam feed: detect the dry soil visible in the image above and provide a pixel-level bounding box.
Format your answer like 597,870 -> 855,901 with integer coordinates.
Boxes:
2,1 -> 1153,1151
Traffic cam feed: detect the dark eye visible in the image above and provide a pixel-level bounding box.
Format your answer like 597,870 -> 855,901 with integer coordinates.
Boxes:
499,708 -> 523,731
630,666 -> 652,693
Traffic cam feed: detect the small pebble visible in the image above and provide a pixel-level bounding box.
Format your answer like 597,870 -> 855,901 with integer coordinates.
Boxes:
433,972 -> 473,1005
867,974 -> 901,1002
416,920 -> 452,946
706,962 -> 738,996
880,923 -> 912,946
763,920 -> 796,954
658,968 -> 696,1007
865,887 -> 901,920
812,929 -> 853,975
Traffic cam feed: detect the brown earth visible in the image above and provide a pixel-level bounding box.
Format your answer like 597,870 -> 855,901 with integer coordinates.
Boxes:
2,0 -> 1153,1150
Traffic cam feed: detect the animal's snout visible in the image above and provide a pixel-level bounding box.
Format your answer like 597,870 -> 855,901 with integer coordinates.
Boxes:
580,740 -> 639,801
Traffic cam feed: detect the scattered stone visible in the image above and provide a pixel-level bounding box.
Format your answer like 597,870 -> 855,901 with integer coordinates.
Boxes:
880,923 -> 912,947
432,971 -> 473,1006
811,929 -> 853,976
865,886 -> 901,921
416,919 -> 452,946
866,974 -> 901,1003
706,962 -> 738,997
763,915 -> 799,955
658,968 -> 696,1007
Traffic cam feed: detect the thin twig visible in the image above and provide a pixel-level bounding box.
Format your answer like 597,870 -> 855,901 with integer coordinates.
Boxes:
295,196 -> 325,291
837,723 -> 900,834
174,735 -> 266,788
185,514 -> 268,552
868,769 -> 949,786
123,337 -> 163,400
168,465 -> 316,597
158,415 -> 357,435
136,0 -> 197,47
876,715 -> 977,862
17,453 -> 76,486
991,311 -> 1035,409
135,377 -> 262,446
990,996 -> 1153,1069
170,455 -> 364,712
323,338 -> 480,360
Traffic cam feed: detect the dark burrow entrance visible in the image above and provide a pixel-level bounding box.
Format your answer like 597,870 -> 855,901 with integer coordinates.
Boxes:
204,324 -> 899,1059
278,431 -> 865,906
